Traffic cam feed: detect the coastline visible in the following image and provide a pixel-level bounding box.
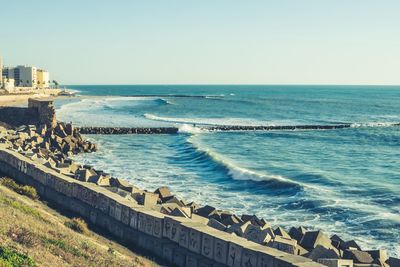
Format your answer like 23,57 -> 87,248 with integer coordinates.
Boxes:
0,97 -> 398,266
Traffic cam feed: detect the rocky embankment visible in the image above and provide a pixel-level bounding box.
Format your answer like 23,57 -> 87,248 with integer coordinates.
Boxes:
1,122 -> 399,267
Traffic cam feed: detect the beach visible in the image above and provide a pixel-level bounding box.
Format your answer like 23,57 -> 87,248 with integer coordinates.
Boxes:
0,89 -> 61,107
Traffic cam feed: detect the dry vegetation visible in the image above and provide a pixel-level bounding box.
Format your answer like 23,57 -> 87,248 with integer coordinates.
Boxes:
0,178 -> 158,267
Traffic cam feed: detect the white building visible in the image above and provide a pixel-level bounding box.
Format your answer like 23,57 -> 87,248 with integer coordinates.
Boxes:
3,78 -> 15,92
17,65 -> 37,87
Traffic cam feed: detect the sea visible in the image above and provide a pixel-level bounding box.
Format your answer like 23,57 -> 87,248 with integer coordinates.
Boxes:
56,85 -> 400,256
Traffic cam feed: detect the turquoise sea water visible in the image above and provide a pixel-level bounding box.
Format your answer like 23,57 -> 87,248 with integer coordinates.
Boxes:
57,85 -> 400,256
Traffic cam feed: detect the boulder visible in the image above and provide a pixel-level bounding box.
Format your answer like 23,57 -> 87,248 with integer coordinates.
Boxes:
365,250 -> 388,264
154,186 -> 173,200
387,257 -> 400,267
289,226 -> 307,243
340,240 -> 362,251
226,221 -> 251,237
168,207 -> 189,218
274,226 -> 291,239
269,236 -> 297,254
243,223 -> 273,245
343,250 -> 374,264
195,205 -> 217,218
300,230 -> 332,251
307,245 -> 340,261
207,218 -> 227,231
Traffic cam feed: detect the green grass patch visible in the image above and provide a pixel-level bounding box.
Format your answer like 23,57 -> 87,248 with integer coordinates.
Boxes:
0,246 -> 36,267
43,237 -> 88,259
0,177 -> 38,200
0,196 -> 43,220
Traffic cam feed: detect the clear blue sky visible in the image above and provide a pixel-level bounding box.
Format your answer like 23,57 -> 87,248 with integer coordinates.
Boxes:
1,0 -> 399,85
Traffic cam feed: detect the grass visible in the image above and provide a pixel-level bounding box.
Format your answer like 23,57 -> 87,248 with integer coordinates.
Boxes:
0,177 -> 38,200
0,246 -> 36,267
0,179 -> 157,267
64,217 -> 89,235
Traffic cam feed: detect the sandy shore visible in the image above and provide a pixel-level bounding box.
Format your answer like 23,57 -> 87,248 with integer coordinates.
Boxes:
0,89 -> 62,107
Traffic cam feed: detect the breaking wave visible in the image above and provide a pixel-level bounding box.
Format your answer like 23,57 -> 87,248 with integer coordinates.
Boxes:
186,136 -> 302,189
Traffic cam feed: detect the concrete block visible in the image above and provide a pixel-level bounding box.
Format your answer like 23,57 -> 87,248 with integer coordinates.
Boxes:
270,236 -> 297,254
317,259 -> 354,267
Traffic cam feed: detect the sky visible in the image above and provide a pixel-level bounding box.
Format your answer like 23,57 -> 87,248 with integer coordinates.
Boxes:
0,0 -> 399,85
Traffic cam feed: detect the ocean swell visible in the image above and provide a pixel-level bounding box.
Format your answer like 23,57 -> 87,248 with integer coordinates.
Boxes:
186,135 -> 302,189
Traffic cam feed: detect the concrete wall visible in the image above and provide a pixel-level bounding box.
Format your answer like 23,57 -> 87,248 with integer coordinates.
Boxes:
0,107 -> 39,126
0,146 -> 324,267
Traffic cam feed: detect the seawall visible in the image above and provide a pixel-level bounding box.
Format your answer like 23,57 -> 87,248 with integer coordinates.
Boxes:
0,144 -> 324,267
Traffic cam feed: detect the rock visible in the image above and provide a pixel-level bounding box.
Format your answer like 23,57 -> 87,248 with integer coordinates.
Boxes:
241,214 -> 265,227
75,169 -> 91,182
221,214 -> 242,226
317,259 -> 354,267
110,178 -> 136,192
195,205 -> 217,218
307,245 -> 340,261
88,175 -> 110,186
331,234 -> 345,249
163,196 -> 185,207
343,250 -> 374,264
169,207 -> 190,218
387,257 -> 400,267
365,250 -> 388,264
208,218 -> 227,231
341,240 -> 362,251
274,226 -> 291,239
154,186 -> 173,200
135,192 -> 158,208
243,223 -> 273,245
270,236 -> 297,254
300,230 -> 332,251
226,221 -> 251,237
289,226 -> 307,243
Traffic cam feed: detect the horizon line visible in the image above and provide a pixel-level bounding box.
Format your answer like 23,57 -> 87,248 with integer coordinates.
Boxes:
63,83 -> 400,87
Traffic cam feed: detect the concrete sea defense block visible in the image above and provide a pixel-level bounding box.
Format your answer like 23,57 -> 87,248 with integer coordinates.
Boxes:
317,259 -> 354,267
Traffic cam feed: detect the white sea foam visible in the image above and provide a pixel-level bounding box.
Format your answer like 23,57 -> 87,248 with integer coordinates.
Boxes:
351,122 -> 400,128
178,124 -> 205,134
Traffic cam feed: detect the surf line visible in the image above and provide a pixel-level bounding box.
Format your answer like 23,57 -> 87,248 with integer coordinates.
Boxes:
75,123 -> 379,134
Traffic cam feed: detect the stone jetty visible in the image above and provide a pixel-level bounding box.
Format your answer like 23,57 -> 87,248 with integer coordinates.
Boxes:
0,122 -> 399,266
77,124 -> 353,135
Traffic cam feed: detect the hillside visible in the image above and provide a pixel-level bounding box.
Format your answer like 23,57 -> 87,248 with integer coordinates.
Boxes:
0,179 -> 159,267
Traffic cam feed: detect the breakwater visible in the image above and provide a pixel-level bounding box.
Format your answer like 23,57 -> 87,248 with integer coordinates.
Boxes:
77,124 -> 353,135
